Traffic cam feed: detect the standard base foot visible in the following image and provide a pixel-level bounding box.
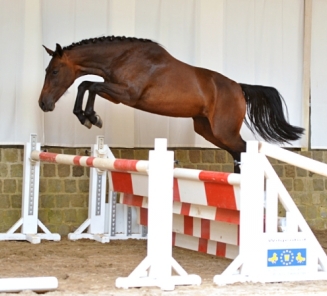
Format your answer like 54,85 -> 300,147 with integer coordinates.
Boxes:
116,274 -> 201,291
68,233 -> 110,243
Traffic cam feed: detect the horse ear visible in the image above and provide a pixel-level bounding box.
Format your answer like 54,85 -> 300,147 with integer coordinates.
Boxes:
43,45 -> 54,56
55,43 -> 64,57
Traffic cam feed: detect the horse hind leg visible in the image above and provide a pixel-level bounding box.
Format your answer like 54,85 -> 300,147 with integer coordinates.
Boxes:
193,117 -> 246,173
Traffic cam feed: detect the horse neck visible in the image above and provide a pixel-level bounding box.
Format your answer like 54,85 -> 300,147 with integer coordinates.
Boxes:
65,44 -> 120,78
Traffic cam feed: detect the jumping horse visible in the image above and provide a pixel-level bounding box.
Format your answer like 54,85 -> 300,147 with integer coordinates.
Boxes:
39,36 -> 304,173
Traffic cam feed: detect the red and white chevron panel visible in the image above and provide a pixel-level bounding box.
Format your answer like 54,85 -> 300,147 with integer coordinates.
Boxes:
120,194 -> 148,208
108,171 -> 149,197
173,169 -> 240,210
110,168 -> 240,210
110,168 -> 241,259
172,233 -> 239,259
120,194 -> 240,225
173,201 -> 239,224
172,214 -> 239,245
136,206 -> 239,246
134,207 -> 239,259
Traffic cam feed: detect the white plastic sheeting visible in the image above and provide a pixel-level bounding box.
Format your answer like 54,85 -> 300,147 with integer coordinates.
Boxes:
311,0 -> 327,148
0,0 -> 306,147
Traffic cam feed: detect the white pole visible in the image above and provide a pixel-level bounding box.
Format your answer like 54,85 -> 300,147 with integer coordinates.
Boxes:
147,138 -> 174,280
259,142 -> 327,177
0,277 -> 58,292
301,0 -> 312,149
239,141 -> 265,277
265,179 -> 278,233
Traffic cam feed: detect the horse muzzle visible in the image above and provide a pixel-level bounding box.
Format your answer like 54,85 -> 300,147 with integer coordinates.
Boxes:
39,99 -> 55,112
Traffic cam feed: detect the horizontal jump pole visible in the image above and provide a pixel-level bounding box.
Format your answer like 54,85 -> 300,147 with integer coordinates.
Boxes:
173,168 -> 240,185
30,151 -> 149,173
31,151 -> 241,185
259,142 -> 327,177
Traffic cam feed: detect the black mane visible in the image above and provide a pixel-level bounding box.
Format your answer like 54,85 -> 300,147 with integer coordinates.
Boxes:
63,36 -> 155,50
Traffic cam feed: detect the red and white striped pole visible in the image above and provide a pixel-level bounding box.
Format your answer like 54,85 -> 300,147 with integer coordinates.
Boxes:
31,151 -> 149,173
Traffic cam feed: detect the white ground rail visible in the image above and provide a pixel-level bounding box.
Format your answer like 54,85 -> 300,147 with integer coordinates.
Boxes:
0,277 -> 58,293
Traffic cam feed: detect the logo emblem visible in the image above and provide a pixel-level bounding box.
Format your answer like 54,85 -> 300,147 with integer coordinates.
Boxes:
267,249 -> 306,267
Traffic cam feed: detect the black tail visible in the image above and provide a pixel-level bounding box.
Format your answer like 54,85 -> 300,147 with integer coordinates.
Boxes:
240,83 -> 304,143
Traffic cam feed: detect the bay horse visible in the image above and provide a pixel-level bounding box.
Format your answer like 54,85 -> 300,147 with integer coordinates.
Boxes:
39,36 -> 304,173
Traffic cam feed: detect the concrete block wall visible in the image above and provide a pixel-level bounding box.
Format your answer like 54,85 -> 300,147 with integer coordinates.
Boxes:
0,146 -> 327,235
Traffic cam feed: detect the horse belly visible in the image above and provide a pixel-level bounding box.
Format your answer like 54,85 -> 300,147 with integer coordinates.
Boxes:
136,72 -> 209,117
135,93 -> 204,118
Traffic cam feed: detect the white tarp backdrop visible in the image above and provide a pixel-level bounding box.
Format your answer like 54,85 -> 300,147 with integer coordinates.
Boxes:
311,0 -> 327,149
0,0 -> 317,148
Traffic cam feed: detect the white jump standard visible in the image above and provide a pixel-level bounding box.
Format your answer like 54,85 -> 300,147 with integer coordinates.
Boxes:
115,139 -> 201,290
0,134 -> 60,244
67,135 -> 112,243
214,141 -> 327,285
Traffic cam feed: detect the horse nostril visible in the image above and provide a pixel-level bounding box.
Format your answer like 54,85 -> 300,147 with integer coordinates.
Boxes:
39,100 -> 47,111
39,95 -> 56,112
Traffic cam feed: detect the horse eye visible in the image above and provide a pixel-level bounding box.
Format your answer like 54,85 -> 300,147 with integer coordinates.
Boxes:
52,70 -> 59,75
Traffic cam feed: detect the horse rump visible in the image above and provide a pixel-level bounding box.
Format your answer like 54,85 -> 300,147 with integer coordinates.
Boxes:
240,83 -> 304,143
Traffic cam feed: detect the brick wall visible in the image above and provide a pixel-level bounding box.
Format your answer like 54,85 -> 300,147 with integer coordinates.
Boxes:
0,146 -> 327,235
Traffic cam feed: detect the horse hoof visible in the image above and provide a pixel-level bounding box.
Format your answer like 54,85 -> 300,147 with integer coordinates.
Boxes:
95,115 -> 103,128
84,119 -> 92,129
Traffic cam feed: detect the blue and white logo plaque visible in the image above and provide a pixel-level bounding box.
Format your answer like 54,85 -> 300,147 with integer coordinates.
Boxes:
267,248 -> 307,267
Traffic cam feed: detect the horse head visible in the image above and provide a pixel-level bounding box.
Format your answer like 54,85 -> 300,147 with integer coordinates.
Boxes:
39,43 -> 76,112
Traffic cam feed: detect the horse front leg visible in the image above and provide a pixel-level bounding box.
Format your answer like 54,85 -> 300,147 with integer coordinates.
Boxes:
75,80 -> 134,128
83,81 -> 133,128
84,90 -> 103,128
73,81 -> 94,128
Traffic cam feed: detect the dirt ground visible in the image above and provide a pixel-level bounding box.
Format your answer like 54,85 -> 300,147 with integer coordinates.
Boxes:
1,231 -> 327,296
